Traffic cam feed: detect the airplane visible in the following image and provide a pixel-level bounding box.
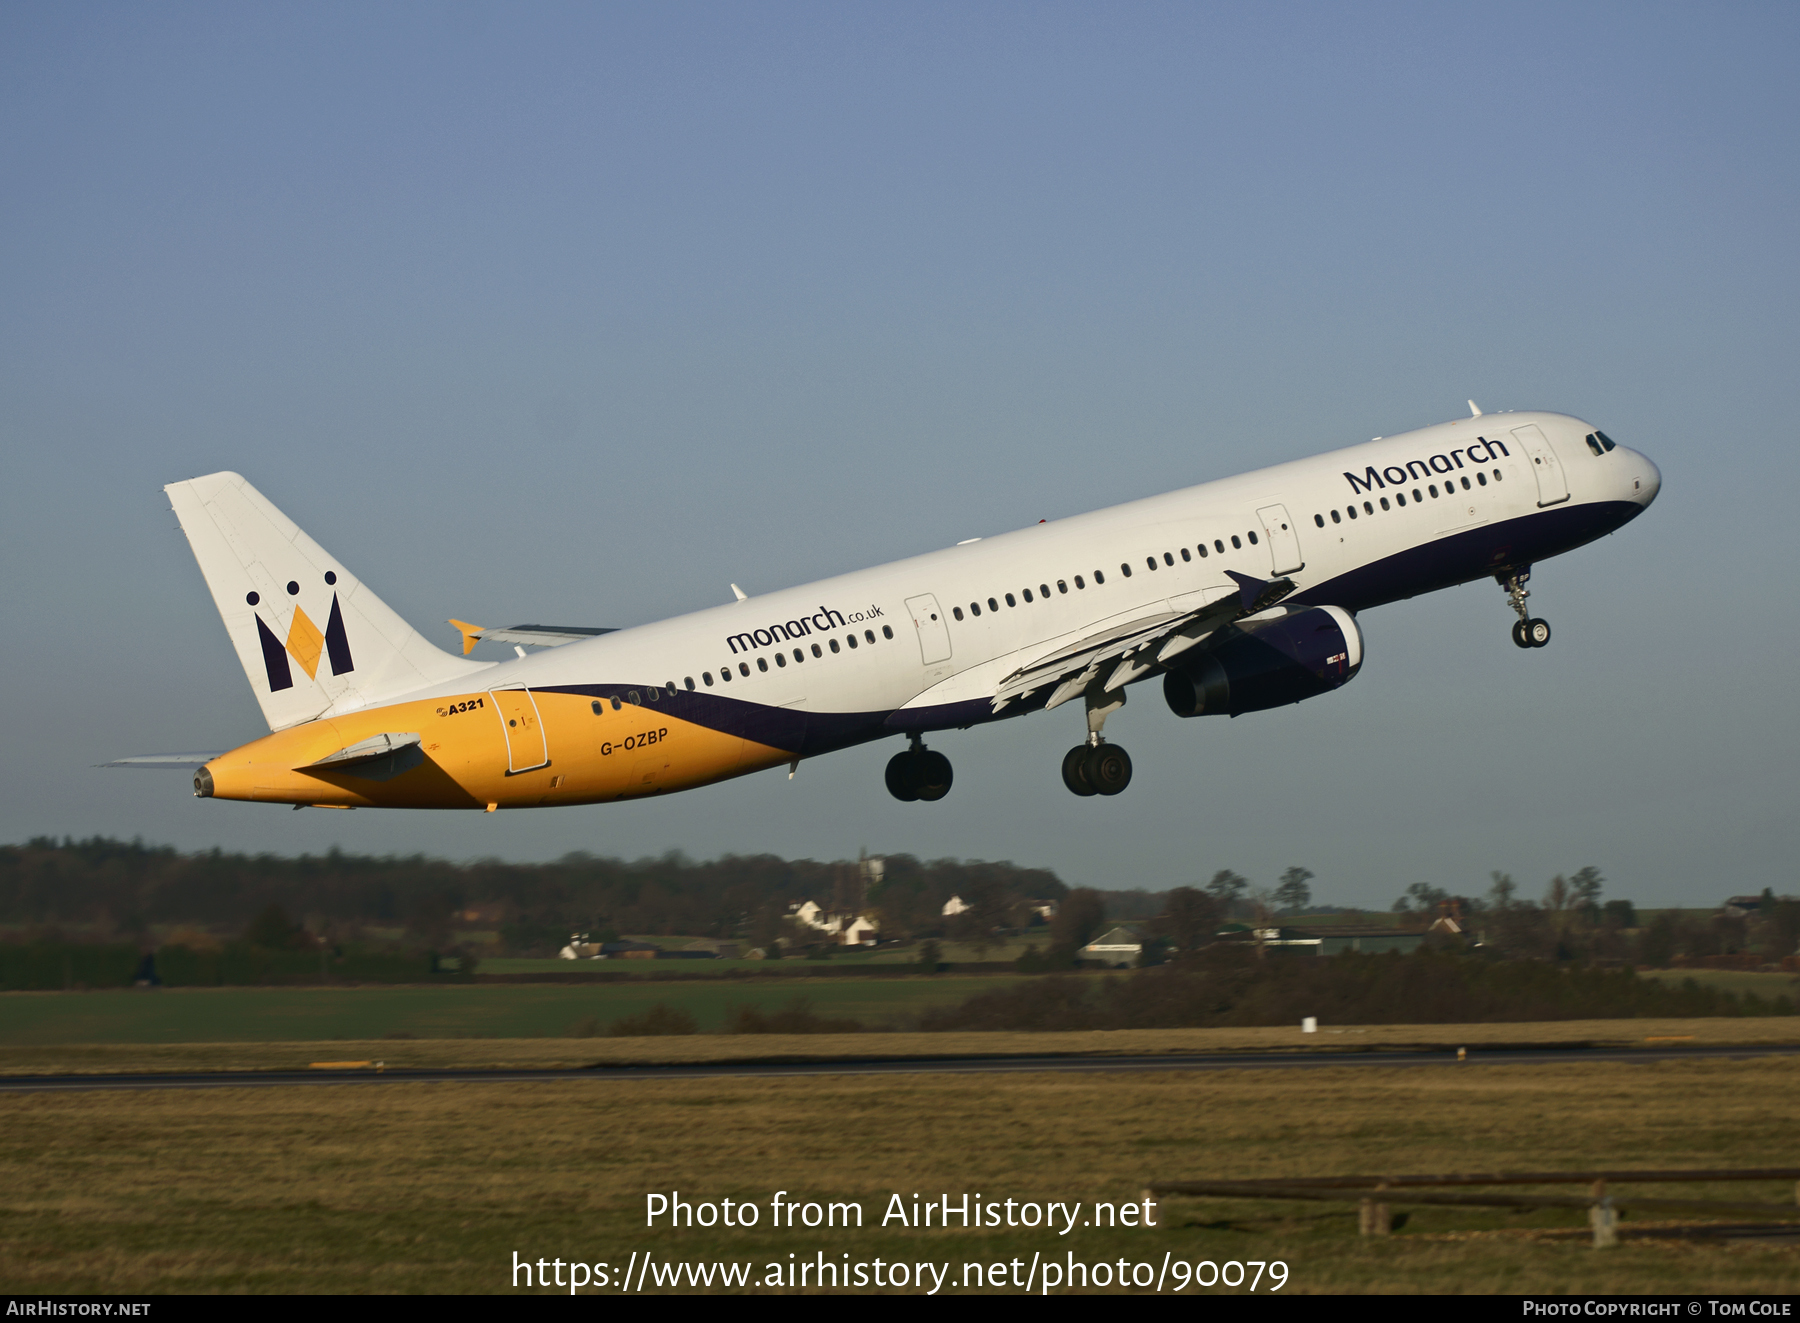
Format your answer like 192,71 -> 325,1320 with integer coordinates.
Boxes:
110,404 -> 1659,809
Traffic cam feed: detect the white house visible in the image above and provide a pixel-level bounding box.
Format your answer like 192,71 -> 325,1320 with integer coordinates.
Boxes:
1080,926 -> 1143,968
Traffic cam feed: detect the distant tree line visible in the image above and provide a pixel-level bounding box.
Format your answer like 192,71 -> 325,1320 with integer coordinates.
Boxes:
0,837 -> 1065,955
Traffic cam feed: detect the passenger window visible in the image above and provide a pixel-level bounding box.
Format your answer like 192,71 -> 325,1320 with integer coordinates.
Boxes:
1248,530 -> 1258,544
1330,510 -> 1341,524
1121,563 -> 1132,577
1428,485 -> 1438,497
970,602 -> 981,617
1095,570 -> 1105,584
829,638 -> 840,653
1396,493 -> 1406,506
647,687 -> 659,701
1363,501 -> 1374,514
953,606 -> 964,621
1075,575 -> 1086,588
793,649 -> 804,663
739,662 -> 750,676
1493,469 -> 1502,481
1146,557 -> 1156,571
703,672 -> 714,687
629,690 -> 641,704
1039,583 -> 1050,597
612,695 -> 623,708
1197,543 -> 1209,557
866,629 -> 877,643
1005,592 -> 1016,606
811,643 -> 821,657
1461,476 -> 1471,490
1182,546 -> 1193,560
1380,497 -> 1390,511
1163,552 -> 1174,566
1230,535 -> 1241,549
1597,431 -> 1617,452
1477,472 -> 1487,486
684,676 -> 695,691
757,658 -> 768,672
1347,506 -> 1358,520
1313,514 -> 1324,528
774,653 -> 786,668
1413,489 -> 1422,502
591,700 -> 604,715
882,625 -> 893,639
1021,588 -> 1033,602
1585,432 -> 1604,457
1213,539 -> 1224,553
987,597 -> 998,612
847,635 -> 858,649
1058,580 -> 1068,593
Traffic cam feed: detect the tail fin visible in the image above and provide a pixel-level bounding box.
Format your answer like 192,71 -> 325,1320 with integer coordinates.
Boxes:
165,472 -> 489,731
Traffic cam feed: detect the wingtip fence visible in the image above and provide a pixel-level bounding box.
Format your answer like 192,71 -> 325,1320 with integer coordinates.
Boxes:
1145,1168 -> 1800,1249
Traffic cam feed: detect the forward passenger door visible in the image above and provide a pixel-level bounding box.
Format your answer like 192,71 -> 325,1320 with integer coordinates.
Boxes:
1510,425 -> 1570,507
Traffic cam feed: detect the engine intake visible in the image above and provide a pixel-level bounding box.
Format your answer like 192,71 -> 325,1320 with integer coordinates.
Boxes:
1163,605 -> 1362,717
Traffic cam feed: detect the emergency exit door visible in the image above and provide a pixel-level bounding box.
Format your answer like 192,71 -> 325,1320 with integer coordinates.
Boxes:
1255,504 -> 1305,576
904,593 -> 953,666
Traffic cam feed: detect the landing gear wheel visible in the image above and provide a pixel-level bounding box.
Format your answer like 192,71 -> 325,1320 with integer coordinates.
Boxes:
914,750 -> 953,802
1525,617 -> 1551,648
1083,743 -> 1133,796
1062,745 -> 1097,797
1511,620 -> 1531,649
884,751 -> 921,802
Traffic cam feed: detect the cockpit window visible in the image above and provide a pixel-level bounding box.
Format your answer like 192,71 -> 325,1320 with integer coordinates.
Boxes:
1585,433 -> 1604,456
1596,430 -> 1617,452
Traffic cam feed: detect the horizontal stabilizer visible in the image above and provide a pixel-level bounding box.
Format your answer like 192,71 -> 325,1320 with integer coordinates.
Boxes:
448,620 -> 615,655
99,753 -> 225,770
302,732 -> 422,769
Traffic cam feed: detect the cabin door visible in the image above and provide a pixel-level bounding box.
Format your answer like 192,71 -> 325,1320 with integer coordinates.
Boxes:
491,687 -> 550,774
1255,504 -> 1305,576
1510,425 -> 1570,507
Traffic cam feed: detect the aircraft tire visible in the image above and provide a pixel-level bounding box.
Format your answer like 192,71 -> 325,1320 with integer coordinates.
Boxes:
915,750 -> 953,802
884,751 -> 922,802
1526,617 -> 1552,648
1511,620 -> 1531,649
1084,743 -> 1133,796
1062,745 -> 1097,796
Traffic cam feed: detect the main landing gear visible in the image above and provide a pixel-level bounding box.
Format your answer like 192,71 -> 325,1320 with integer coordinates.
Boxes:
1062,687 -> 1134,797
1500,568 -> 1551,649
886,734 -> 953,802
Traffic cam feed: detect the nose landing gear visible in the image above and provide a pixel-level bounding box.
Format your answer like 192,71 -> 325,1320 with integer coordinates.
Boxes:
1062,686 -> 1134,796
885,734 -> 953,802
1500,568 -> 1551,649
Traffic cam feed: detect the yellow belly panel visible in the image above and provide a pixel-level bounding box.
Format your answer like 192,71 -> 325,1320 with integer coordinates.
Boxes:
203,690 -> 792,809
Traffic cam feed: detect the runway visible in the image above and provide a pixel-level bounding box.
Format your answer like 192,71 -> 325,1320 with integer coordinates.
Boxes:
3,1041 -> 1797,1093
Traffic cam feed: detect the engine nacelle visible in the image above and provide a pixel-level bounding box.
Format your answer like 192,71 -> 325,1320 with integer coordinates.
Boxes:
1162,604 -> 1363,717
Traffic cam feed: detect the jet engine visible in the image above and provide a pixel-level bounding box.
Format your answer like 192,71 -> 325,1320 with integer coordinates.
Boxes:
1162,605 -> 1362,718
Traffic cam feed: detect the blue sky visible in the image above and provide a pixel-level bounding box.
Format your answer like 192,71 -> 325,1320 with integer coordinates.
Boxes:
3,3 -> 1796,909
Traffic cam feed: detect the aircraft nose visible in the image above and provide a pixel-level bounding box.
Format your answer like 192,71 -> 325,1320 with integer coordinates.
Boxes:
1631,452 -> 1662,506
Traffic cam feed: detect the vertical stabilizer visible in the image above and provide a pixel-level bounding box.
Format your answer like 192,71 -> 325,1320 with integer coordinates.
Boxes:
165,472 -> 489,731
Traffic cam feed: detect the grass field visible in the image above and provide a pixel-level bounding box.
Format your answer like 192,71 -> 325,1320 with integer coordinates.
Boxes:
3,1052 -> 1798,1292
0,976 -> 1032,1046
1639,968 -> 1800,998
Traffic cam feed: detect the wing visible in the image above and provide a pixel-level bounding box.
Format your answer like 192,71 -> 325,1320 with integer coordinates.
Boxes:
99,753 -> 225,770
448,620 -> 617,655
992,570 -> 1295,713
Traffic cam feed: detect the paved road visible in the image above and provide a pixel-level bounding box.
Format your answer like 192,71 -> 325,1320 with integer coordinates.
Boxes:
3,1042 -> 1797,1093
